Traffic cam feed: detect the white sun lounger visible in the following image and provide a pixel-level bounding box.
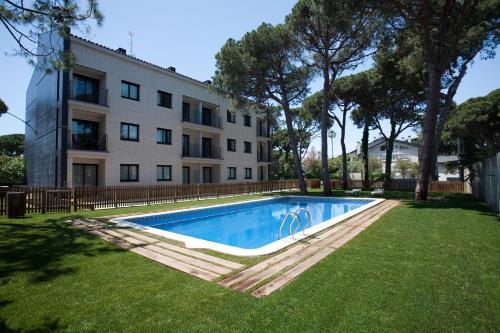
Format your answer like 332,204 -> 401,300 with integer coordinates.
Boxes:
371,188 -> 384,196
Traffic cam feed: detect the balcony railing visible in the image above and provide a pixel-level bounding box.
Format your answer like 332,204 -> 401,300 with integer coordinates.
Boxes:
69,135 -> 107,152
182,110 -> 223,129
256,124 -> 270,138
182,144 -> 223,159
68,81 -> 108,107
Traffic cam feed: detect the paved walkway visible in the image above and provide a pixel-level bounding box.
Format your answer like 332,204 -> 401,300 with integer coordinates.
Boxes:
69,199 -> 398,296
68,218 -> 244,281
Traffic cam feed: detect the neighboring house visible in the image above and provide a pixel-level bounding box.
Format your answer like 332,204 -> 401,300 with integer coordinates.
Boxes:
348,136 -> 460,180
436,155 -> 461,181
25,33 -> 271,186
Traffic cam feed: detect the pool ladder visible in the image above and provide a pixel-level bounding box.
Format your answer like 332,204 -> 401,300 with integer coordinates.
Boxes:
278,208 -> 312,239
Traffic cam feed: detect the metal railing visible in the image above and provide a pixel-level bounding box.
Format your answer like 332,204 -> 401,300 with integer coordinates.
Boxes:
68,81 -> 108,107
69,135 -> 107,152
278,208 -> 312,239
182,110 -> 223,129
182,144 -> 223,159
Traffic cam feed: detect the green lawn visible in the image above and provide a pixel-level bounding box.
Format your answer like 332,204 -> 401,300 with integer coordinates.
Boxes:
0,192 -> 498,332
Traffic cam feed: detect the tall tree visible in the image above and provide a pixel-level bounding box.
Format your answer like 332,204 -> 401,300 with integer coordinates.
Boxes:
372,45 -> 425,188
349,70 -> 378,188
288,0 -> 381,195
0,0 -> 103,69
303,74 -> 364,189
213,23 -> 311,193
385,0 -> 500,200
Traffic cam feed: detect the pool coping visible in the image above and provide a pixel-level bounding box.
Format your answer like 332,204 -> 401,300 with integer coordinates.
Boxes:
109,196 -> 384,257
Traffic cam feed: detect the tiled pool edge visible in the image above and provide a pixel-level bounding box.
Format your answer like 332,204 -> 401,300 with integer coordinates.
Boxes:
109,196 -> 385,257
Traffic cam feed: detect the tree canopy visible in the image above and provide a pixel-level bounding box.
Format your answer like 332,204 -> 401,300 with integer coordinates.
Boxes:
442,89 -> 500,165
213,23 -> 312,193
0,134 -> 24,157
0,0 -> 103,69
0,98 -> 7,115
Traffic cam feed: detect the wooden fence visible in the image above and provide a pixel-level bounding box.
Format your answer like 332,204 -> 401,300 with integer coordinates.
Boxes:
0,180 -> 298,215
326,179 -> 466,193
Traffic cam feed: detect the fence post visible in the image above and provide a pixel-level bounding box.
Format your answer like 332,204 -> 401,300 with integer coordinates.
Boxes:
146,187 -> 150,205
42,188 -> 47,214
73,188 -> 78,212
197,184 -> 200,200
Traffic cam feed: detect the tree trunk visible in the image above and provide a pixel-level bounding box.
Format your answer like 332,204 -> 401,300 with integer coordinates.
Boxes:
282,104 -> 308,194
362,120 -> 370,189
383,137 -> 395,189
321,65 -> 332,195
340,128 -> 348,190
415,67 -> 442,200
429,84 -> 459,180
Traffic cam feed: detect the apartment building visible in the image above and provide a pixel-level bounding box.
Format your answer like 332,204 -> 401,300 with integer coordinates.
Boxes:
25,33 -> 271,186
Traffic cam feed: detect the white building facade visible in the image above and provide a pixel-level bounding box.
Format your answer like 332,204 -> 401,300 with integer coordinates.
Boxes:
350,137 -> 460,180
25,34 -> 271,186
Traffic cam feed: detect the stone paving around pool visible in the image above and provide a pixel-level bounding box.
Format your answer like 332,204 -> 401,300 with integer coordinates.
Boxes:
69,199 -> 399,297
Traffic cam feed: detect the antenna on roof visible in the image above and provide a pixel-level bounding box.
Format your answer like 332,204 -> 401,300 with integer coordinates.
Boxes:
128,30 -> 134,57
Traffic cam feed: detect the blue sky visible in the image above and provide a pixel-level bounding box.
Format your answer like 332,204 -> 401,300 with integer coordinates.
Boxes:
0,0 -> 498,156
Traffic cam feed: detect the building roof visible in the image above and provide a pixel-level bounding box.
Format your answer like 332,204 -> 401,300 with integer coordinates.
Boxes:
348,137 -> 421,155
437,155 -> 459,163
70,34 -> 211,87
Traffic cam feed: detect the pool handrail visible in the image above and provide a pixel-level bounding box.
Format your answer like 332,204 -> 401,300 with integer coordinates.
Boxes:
279,208 -> 312,239
279,211 -> 300,239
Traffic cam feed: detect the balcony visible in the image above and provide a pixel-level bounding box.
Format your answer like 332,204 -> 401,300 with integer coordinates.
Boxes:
256,124 -> 270,138
182,110 -> 223,129
69,135 -> 107,152
257,152 -> 271,163
68,80 -> 108,107
182,144 -> 223,159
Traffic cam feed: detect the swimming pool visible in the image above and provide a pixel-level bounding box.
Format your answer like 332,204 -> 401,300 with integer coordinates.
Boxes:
111,196 -> 383,256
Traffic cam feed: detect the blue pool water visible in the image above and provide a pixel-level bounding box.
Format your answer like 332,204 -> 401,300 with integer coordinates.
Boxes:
122,197 -> 374,250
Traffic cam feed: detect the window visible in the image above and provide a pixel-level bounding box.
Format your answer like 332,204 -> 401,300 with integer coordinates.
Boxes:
156,128 -> 172,145
227,110 -> 236,123
157,165 -> 172,181
121,81 -> 139,100
120,164 -> 139,182
182,102 -> 191,121
72,164 -> 98,186
244,115 -> 251,127
245,168 -> 252,179
202,107 -> 212,126
120,122 -> 139,141
72,74 -> 99,104
244,141 -> 252,153
157,90 -> 172,108
72,119 -> 99,150
227,139 -> 236,152
228,167 -> 236,180
380,145 -> 386,151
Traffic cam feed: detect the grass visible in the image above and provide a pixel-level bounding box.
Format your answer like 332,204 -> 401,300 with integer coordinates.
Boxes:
0,191 -> 498,332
